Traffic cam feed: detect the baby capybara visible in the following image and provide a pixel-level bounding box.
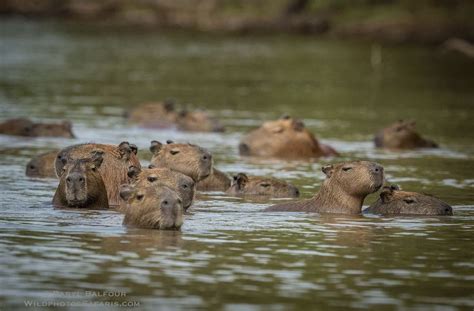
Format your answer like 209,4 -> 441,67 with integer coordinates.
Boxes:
149,140 -> 212,182
365,185 -> 453,216
120,185 -> 183,230
55,142 -> 140,207
196,168 -> 231,192
239,115 -> 338,159
52,151 -> 108,209
227,173 -> 300,198
266,161 -> 384,214
0,118 -> 75,138
127,165 -> 195,211
374,120 -> 438,149
26,150 -> 59,178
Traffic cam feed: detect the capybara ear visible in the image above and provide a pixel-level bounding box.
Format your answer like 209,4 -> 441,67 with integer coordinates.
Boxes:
280,114 -> 291,120
119,184 -> 135,201
150,140 -> 163,154
163,98 -> 175,112
118,141 -> 133,160
129,144 -> 138,155
127,165 -> 141,181
90,151 -> 104,169
380,186 -> 396,203
389,184 -> 401,191
321,164 -> 334,178
292,119 -> 305,131
148,164 -> 156,169
233,173 -> 249,189
166,140 -> 174,144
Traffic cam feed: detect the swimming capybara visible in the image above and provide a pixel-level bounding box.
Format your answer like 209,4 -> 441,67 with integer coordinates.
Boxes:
176,110 -> 225,132
52,151 -> 108,209
265,161 -> 384,214
0,118 -> 75,138
120,185 -> 183,230
126,100 -> 177,129
239,115 -> 338,159
365,185 -> 453,216
127,101 -> 225,132
127,165 -> 195,211
196,168 -> 231,192
26,150 -> 59,178
149,140 -> 213,182
227,173 -> 300,198
55,142 -> 141,207
374,120 -> 438,149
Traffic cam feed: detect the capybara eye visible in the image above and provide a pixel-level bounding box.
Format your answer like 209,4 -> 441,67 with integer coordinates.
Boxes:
147,176 -> 157,182
182,184 -> 188,189
342,167 -> 352,172
170,150 -> 180,155
163,200 -> 169,205
136,194 -> 144,201
260,183 -> 270,188
29,165 -> 35,170
403,198 -> 415,204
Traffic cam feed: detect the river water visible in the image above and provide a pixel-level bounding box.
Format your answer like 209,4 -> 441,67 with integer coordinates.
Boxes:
0,19 -> 473,310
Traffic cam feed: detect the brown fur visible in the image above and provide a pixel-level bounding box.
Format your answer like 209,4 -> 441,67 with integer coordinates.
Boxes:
26,150 -> 59,178
266,161 -> 384,214
176,110 -> 225,132
127,101 -> 178,128
55,142 -> 141,207
196,168 -> 231,192
227,173 -> 300,198
365,185 -> 453,216
126,166 -> 195,211
120,185 -> 183,230
52,152 -> 108,209
0,118 -> 74,138
239,115 -> 338,159
149,140 -> 213,182
374,120 -> 438,149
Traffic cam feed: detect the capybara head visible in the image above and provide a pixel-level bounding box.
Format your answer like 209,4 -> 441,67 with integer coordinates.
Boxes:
120,185 -> 183,230
127,100 -> 177,128
30,120 -> 75,138
53,151 -> 108,209
374,120 -> 438,149
26,150 -> 59,178
227,173 -> 300,198
128,165 -> 195,211
239,115 -> 335,159
176,109 -> 225,132
368,185 -> 453,216
321,161 -> 384,198
0,118 -> 35,136
149,140 -> 213,182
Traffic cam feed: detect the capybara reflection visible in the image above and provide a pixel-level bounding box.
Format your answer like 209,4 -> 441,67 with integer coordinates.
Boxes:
26,150 -> 59,178
365,185 -> 453,216
52,151 -> 108,209
127,165 -> 195,211
239,115 -> 338,159
266,161 -> 384,214
127,101 -> 225,132
227,173 -> 300,198
149,140 -> 212,182
0,118 -> 75,138
55,142 -> 140,207
120,185 -> 183,230
374,120 -> 438,149
196,168 -> 231,192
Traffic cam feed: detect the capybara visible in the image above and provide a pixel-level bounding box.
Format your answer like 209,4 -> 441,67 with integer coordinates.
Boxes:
127,100 -> 177,129
0,118 -> 75,138
55,142 -> 140,207
374,120 -> 438,149
266,161 -> 384,214
227,173 -> 300,198
26,150 -> 59,178
120,185 -> 183,230
196,168 -> 231,192
52,151 -> 108,209
149,140 -> 212,182
239,115 -> 338,159
127,165 -> 195,211
176,110 -> 225,132
365,185 -> 453,216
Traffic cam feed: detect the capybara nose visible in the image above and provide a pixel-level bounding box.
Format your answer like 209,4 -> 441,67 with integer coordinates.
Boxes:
66,172 -> 85,184
441,204 -> 453,215
202,153 -> 212,161
371,163 -> 383,174
290,186 -> 300,197
239,143 -> 250,155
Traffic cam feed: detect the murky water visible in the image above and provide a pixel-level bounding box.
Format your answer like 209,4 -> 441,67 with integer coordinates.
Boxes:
1,19 -> 473,310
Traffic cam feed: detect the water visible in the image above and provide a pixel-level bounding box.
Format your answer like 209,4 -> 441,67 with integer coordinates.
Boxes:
1,18 -> 473,310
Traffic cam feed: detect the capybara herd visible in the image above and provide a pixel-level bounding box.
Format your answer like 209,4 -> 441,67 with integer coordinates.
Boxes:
1,104 -> 452,230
